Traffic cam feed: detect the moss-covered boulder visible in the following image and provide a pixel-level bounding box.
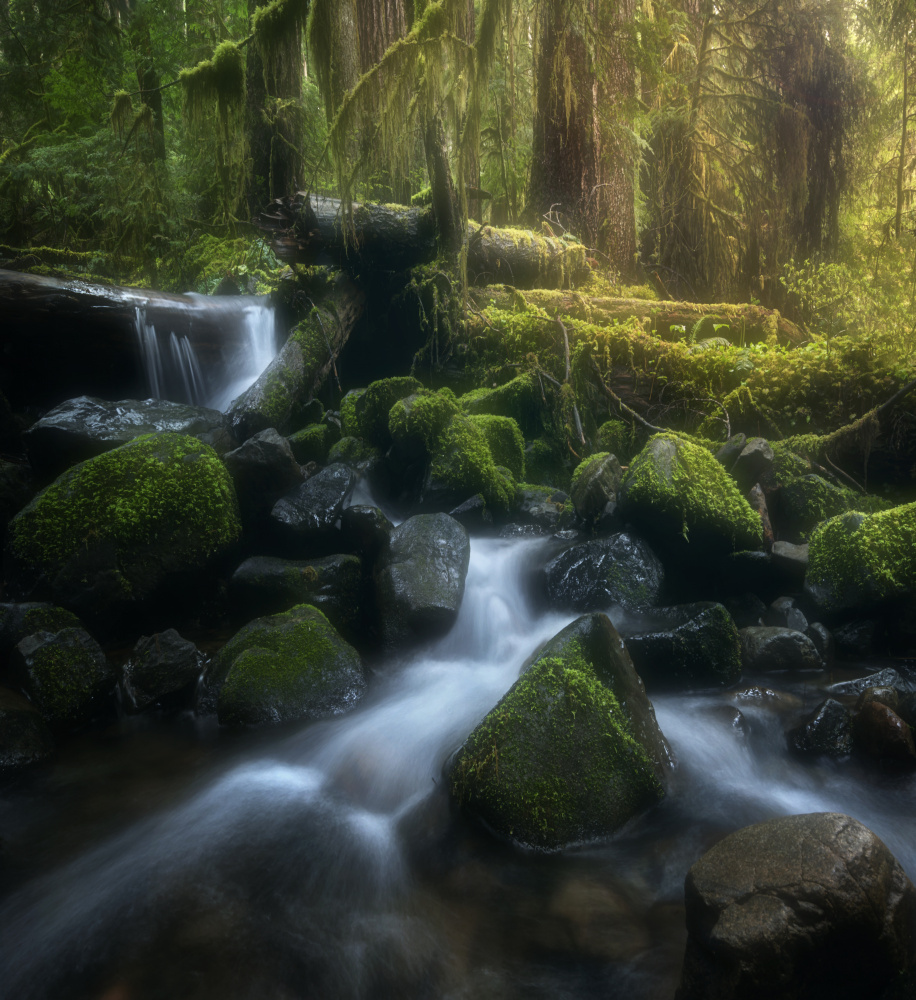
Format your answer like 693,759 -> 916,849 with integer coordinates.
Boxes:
570,452 -> 623,521
327,436 -> 384,477
804,503 -> 916,614
7,433 -> 242,620
345,377 -> 423,447
524,437 -> 571,490
375,513 -> 470,650
222,427 -> 303,525
467,414 -> 525,480
619,602 -> 742,689
389,390 -> 517,512
206,604 -> 366,726
597,420 -> 637,464
229,553 -> 362,642
779,474 -> 889,544
459,372 -> 544,437
0,603 -> 82,656
618,434 -> 763,556
450,613 -> 671,850
0,686 -> 55,769
12,627 -> 114,732
286,423 -> 335,465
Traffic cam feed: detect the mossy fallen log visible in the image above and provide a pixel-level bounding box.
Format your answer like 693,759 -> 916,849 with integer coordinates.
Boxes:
258,195 -> 589,289
227,271 -> 365,440
470,286 -> 807,346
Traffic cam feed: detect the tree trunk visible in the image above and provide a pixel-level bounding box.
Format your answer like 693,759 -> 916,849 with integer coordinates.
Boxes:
896,34 -> 909,240
131,16 -> 166,162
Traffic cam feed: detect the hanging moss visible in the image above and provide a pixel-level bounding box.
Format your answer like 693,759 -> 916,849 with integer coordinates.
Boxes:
179,41 -> 246,121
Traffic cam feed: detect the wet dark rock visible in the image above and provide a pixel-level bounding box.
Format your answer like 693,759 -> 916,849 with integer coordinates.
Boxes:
732,685 -> 803,713
206,604 -> 366,727
543,532 -> 664,612
0,459 -> 33,530
765,595 -> 808,632
830,668 -> 916,699
854,702 -> 916,767
499,523 -> 546,539
805,622 -> 834,666
12,627 -> 114,732
857,686 -> 900,713
570,453 -> 622,521
896,692 -> 916,728
731,437 -> 774,492
516,487 -> 573,534
739,626 -> 823,673
714,433 -> 746,471
229,554 -> 362,642
25,395 -> 235,481
374,513 -> 470,650
724,592 -> 766,629
222,427 -> 303,525
269,462 -> 355,553
0,603 -> 82,657
448,494 -> 494,533
771,540 -> 809,579
719,550 -> 786,604
834,618 -> 879,660
704,704 -> 749,741
788,698 -> 853,757
450,613 -> 671,850
0,686 -> 55,769
619,602 -> 742,689
677,813 -> 916,1000
120,628 -> 205,712
339,505 -> 393,558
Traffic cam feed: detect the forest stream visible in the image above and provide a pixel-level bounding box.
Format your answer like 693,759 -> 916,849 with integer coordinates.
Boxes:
0,303 -> 913,1000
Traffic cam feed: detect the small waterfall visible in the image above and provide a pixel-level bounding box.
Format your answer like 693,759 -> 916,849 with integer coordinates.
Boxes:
133,297 -> 277,412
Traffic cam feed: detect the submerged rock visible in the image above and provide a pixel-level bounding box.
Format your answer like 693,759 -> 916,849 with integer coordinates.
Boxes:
677,813 -> 916,1000
12,627 -> 114,732
120,628 -> 205,713
206,604 -> 366,726
24,395 -> 235,481
0,686 -> 55,769
854,701 -> 916,767
543,532 -> 664,611
375,513 -> 470,649
449,613 -> 671,850
620,602 -> 741,689
6,432 -> 242,622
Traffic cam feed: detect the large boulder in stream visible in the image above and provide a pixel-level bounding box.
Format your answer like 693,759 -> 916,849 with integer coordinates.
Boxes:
268,462 -> 355,554
374,513 -> 470,649
542,532 -> 665,611
449,613 -> 671,851
120,628 -> 205,713
739,626 -> 823,673
6,433 -> 242,624
618,433 -> 763,556
222,427 -> 303,525
23,396 -> 235,482
619,602 -> 742,689
677,813 -> 916,1000
203,604 -> 366,726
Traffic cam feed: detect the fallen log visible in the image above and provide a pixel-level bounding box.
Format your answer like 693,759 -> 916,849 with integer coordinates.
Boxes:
469,286 -> 807,346
257,195 -> 589,289
227,271 -> 365,440
0,269 -> 275,409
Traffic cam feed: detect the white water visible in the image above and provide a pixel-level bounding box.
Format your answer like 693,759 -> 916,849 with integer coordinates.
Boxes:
1,533 -> 914,999
134,297 -> 276,411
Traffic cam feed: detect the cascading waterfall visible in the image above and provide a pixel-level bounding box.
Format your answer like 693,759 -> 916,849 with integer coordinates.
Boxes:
2,529 -> 914,1000
133,297 -> 276,411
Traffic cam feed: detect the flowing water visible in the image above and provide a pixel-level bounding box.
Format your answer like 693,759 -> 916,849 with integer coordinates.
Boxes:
134,296 -> 276,411
1,531 -> 914,1000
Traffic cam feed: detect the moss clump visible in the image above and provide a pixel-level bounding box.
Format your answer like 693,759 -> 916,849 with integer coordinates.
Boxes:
769,441 -> 812,484
9,433 -> 241,603
340,389 -> 366,438
781,474 -> 891,542
450,645 -> 664,850
350,377 -> 424,448
597,420 -> 637,463
459,373 -> 544,438
215,604 -> 365,726
327,436 -> 382,470
524,437 -> 571,490
389,389 -> 458,450
571,452 -> 610,493
806,502 -> 916,611
619,433 -> 763,552
179,40 -> 245,116
287,423 -> 333,465
467,414 -> 525,480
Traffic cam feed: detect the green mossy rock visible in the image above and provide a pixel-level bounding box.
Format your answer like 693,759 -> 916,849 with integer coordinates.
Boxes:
467,414 -> 525,480
618,434 -> 763,554
0,603 -> 82,653
12,627 -> 114,732
0,686 -> 55,769
287,423 -> 334,465
779,474 -> 889,544
597,420 -> 637,464
7,433 -> 241,619
347,377 -> 424,447
212,604 -> 366,727
327,436 -> 383,473
570,451 -> 623,521
524,437 -> 571,490
805,503 -> 916,613
459,373 -> 543,437
450,613 -> 670,850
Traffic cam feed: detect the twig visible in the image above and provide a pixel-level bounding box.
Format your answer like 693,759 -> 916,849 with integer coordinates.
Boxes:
822,453 -> 865,495
589,357 -> 667,433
